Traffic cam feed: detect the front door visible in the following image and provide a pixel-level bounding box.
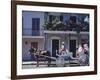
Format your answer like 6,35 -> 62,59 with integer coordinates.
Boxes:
52,39 -> 59,57
31,42 -> 38,49
69,40 -> 76,57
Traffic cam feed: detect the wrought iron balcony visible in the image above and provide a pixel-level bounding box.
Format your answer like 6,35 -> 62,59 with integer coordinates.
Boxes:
22,27 -> 89,36
22,28 -> 44,36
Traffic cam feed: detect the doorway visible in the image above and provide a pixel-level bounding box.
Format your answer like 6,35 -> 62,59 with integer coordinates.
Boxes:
69,40 -> 76,57
52,39 -> 59,57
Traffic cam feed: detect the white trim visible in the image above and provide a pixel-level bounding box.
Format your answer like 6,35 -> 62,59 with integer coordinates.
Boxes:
17,5 -> 94,75
51,36 -> 61,39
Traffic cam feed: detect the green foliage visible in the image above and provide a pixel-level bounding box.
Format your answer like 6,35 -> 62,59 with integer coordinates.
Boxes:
43,16 -> 66,31
43,15 -> 89,32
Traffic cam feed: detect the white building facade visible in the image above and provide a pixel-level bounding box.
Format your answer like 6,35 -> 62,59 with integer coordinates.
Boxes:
22,11 -> 89,61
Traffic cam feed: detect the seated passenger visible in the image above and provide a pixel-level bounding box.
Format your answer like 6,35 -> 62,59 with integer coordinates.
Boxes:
77,44 -> 89,66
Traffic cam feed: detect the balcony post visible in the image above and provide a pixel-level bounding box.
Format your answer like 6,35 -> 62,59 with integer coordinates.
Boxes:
44,33 -> 47,50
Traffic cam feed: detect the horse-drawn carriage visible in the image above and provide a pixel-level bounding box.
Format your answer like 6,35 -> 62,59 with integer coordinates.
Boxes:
29,48 -> 83,67
29,43 -> 89,67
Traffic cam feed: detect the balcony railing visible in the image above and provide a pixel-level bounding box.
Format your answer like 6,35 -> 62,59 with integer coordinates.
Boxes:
43,21 -> 89,32
22,28 -> 89,36
22,28 -> 44,36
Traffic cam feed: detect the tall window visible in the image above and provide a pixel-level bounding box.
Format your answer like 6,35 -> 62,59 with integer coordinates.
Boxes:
49,15 -> 53,22
32,18 -> 40,35
49,15 -> 62,22
70,16 -> 77,23
60,15 -> 63,21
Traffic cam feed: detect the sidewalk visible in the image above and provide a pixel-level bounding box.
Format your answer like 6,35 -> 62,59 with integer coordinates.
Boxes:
22,60 -> 80,69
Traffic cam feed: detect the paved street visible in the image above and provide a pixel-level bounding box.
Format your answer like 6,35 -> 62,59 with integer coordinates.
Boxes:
22,60 -> 80,69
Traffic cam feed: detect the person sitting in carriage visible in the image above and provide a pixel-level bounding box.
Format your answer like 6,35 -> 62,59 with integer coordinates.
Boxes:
29,46 -> 37,60
76,44 -> 89,66
56,42 -> 70,60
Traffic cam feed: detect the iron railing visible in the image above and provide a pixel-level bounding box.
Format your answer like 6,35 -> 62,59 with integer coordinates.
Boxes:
22,28 -> 89,36
22,28 -> 44,36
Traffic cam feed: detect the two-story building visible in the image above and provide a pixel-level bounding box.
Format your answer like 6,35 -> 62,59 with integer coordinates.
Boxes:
22,11 -> 89,61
